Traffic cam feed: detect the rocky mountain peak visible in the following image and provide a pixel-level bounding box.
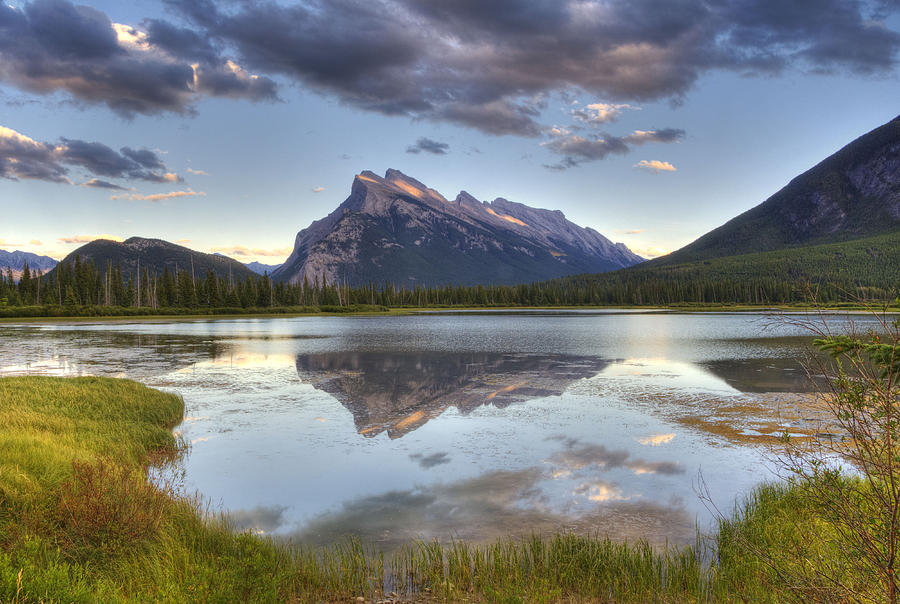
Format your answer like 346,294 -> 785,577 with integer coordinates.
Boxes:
273,169 -> 644,286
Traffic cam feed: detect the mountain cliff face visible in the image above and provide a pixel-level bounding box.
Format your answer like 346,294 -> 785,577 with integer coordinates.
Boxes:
272,169 -> 643,286
657,115 -> 900,265
54,237 -> 256,281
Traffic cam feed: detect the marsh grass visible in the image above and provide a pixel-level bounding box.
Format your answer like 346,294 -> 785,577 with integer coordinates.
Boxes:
0,376 -> 886,602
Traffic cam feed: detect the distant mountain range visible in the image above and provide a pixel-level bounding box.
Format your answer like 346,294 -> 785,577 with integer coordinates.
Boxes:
0,250 -> 58,282
51,237 -> 256,282
212,254 -> 282,275
272,169 -> 642,286
245,261 -> 283,275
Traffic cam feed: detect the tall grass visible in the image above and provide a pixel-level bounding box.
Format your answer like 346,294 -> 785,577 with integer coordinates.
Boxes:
0,376 -> 884,602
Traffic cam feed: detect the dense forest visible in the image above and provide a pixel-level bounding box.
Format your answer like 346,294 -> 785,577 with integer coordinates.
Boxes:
1,234 -> 899,316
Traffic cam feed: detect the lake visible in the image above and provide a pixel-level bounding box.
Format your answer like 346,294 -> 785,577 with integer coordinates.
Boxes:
0,310 -> 876,549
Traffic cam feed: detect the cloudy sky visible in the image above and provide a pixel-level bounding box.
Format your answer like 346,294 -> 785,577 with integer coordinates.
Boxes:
1,0 -> 899,262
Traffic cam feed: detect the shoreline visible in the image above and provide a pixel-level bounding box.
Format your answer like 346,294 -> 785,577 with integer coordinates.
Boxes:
0,375 -> 877,602
2,303 -> 897,324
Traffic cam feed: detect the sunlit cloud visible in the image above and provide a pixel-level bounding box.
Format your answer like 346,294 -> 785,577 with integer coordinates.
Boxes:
543,128 -> 684,170
629,246 -> 671,259
29,239 -> 42,246
0,2 -> 277,117
58,234 -> 124,244
110,189 -> 206,202
186,168 -> 209,176
176,239 -> 192,245
1,124 -> 179,184
571,103 -> 639,125
312,186 -> 325,192
634,159 -> 677,173
615,229 -> 645,235
208,245 -> 292,258
81,178 -> 129,191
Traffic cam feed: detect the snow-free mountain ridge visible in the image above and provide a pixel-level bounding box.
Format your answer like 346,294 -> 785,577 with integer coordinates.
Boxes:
273,169 -> 642,286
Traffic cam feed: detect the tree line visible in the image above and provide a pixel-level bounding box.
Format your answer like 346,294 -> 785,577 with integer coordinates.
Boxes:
0,254 -> 896,315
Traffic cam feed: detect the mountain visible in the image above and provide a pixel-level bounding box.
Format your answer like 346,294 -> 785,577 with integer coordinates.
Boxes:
245,261 -> 283,275
52,237 -> 257,281
294,351 -> 609,439
0,250 -> 58,281
542,115 -> 900,305
272,169 -> 643,286
657,114 -> 900,265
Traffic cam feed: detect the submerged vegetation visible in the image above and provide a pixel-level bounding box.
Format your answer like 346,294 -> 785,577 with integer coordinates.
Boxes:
1,372 -> 899,602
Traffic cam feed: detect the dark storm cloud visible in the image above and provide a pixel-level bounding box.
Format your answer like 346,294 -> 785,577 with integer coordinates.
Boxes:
0,125 -> 179,185
713,0 -> 900,75
121,147 -> 166,170
0,0 -> 277,117
143,18 -> 219,64
155,0 -> 899,138
543,127 -> 685,170
2,0 -> 898,137
406,137 -> 450,155
81,178 -> 128,190
59,139 -> 179,182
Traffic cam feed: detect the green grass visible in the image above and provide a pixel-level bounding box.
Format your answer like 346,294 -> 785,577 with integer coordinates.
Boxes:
0,376 -> 887,602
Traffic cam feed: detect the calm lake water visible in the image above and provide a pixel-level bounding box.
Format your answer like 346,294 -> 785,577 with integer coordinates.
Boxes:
0,311 -> 883,548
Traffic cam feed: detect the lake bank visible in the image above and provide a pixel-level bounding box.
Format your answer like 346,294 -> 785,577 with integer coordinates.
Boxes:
2,301 -> 897,323
0,375 -> 874,602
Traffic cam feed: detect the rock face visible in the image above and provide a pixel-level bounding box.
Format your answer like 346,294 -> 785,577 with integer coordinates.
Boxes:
54,237 -> 256,281
658,114 -> 900,265
272,169 -> 643,286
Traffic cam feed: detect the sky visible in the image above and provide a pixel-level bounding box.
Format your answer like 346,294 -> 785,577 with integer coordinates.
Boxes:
1,0 -> 899,264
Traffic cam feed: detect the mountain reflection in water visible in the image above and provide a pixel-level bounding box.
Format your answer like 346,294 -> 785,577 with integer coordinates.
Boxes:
295,352 -> 609,438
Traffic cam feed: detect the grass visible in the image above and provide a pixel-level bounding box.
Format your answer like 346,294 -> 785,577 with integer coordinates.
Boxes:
0,376 -> 885,602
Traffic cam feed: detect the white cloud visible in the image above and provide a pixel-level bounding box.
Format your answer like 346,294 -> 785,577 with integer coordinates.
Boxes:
111,189 -> 206,202
571,102 -> 639,125
633,159 -> 676,173
629,246 -> 671,259
186,168 -> 209,176
208,245 -> 292,258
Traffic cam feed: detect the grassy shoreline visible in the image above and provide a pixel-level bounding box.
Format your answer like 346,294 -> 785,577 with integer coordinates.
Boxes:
0,376 -> 881,602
